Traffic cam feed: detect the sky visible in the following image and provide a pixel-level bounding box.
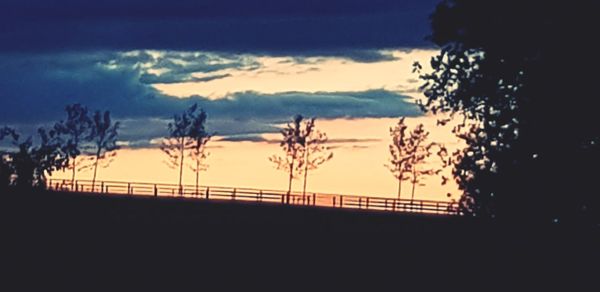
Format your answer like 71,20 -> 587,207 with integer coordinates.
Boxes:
0,0 -> 461,201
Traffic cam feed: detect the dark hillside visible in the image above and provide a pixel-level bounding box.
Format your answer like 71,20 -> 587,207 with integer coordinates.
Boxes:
1,190 -> 598,289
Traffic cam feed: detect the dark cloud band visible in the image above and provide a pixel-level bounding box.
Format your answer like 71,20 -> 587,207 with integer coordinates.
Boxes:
0,0 -> 438,54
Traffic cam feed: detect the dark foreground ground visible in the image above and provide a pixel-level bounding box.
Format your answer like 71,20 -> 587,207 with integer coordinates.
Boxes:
1,190 -> 599,290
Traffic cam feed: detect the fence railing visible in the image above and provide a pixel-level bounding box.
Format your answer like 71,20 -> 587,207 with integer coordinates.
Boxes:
46,179 -> 460,216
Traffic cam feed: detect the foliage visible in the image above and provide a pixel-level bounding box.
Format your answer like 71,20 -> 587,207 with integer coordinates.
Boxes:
187,106 -> 213,193
0,127 -> 18,189
0,126 -> 67,189
387,118 -> 448,201
54,104 -> 92,183
85,110 -> 119,188
417,0 -> 600,223
386,118 -> 413,199
301,118 -> 333,195
161,104 -> 209,191
269,115 -> 308,194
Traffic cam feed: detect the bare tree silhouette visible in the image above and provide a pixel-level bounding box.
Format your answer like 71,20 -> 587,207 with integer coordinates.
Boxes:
387,119 -> 448,202
404,124 -> 437,202
161,104 -> 196,194
85,111 -> 119,190
386,118 -> 412,199
54,104 -> 92,186
187,107 -> 212,196
301,118 -> 333,196
270,115 -> 307,201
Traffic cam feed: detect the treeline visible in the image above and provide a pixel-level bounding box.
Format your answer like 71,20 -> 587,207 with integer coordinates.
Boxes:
1,103 -> 449,200
1,105 -> 118,192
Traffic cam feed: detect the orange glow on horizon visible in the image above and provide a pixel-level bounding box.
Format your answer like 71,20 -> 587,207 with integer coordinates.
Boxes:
51,116 -> 462,202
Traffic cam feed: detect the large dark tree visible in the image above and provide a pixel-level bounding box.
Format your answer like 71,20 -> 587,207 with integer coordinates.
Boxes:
418,0 -> 600,224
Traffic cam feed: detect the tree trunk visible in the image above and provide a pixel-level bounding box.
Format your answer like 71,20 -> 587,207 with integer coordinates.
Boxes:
397,172 -> 402,200
92,152 -> 100,192
178,137 -> 185,195
195,158 -> 200,196
411,167 -> 417,203
303,151 -> 309,196
287,160 -> 294,204
71,157 -> 77,186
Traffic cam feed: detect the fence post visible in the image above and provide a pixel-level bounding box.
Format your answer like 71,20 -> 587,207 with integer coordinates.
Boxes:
313,193 -> 316,206
100,182 -> 104,194
359,197 -> 362,209
75,181 -> 78,192
332,196 -> 336,207
258,190 -> 263,202
154,184 -> 158,197
392,200 -> 396,212
366,198 -> 370,209
339,196 -> 343,208
232,188 -> 237,200
127,183 -> 131,195
205,187 -> 210,199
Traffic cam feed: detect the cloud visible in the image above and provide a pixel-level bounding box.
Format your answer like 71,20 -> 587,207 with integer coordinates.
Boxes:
0,0 -> 439,55
201,90 -> 420,122
0,51 -> 422,146
140,73 -> 232,84
291,50 -> 401,64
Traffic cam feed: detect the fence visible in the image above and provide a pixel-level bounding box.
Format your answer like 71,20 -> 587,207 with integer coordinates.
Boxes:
47,179 -> 460,216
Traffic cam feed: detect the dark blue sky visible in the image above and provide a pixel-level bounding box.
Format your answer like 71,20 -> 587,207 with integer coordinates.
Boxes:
0,0 -> 439,53
0,0 -> 439,143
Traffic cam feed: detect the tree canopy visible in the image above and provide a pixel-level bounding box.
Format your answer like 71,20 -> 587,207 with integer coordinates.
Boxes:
419,0 -> 600,224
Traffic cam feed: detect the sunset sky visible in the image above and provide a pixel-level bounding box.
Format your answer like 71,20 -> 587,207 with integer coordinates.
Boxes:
0,0 -> 460,201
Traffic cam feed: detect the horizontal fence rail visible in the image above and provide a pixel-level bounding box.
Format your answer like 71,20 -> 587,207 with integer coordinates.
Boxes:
46,179 -> 460,216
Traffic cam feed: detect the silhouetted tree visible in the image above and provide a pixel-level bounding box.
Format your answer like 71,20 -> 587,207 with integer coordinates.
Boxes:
0,127 -> 18,190
270,115 -> 307,199
417,0 -> 600,223
86,111 -> 119,190
187,107 -> 212,195
1,127 -> 67,189
54,104 -> 92,185
161,104 -> 196,193
404,124 -> 439,202
301,118 -> 333,196
386,118 -> 412,199
387,119 -> 447,202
